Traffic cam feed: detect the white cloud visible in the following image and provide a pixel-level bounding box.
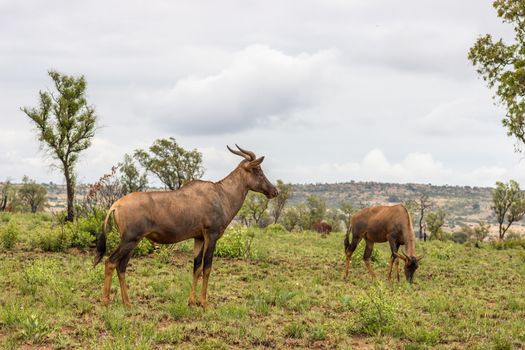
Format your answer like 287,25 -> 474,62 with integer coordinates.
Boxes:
283,149 -> 525,187
140,45 -> 340,135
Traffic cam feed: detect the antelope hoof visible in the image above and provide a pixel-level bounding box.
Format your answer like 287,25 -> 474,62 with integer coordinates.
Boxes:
102,298 -> 110,306
123,301 -> 132,308
188,297 -> 196,307
197,299 -> 207,309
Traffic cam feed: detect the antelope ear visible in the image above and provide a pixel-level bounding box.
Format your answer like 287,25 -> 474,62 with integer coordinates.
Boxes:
245,156 -> 264,169
394,252 -> 407,262
416,255 -> 424,262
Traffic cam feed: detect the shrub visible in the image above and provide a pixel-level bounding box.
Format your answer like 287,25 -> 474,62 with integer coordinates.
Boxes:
215,227 -> 256,259
134,239 -> 154,256
66,213 -> 103,249
265,223 -> 287,233
450,231 -> 468,244
0,212 -> 11,223
31,227 -> 71,252
490,239 -> 525,250
0,221 -> 20,250
352,283 -> 398,336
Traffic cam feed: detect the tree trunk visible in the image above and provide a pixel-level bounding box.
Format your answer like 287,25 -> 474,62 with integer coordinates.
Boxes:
0,194 -> 6,211
64,167 -> 75,222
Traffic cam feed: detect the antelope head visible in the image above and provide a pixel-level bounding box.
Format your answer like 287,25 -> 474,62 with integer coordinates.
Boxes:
394,252 -> 424,283
228,144 -> 278,199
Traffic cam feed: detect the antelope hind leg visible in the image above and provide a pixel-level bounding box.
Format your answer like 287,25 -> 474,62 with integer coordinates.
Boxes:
189,238 -> 204,306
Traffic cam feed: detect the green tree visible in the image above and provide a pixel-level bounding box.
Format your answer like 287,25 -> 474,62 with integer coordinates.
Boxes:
21,70 -> 97,221
469,1 -> 525,150
426,208 -> 447,240
492,180 -> 525,240
339,201 -> 356,233
306,195 -> 326,227
135,137 -> 204,190
237,192 -> 269,227
119,154 -> 148,194
18,176 -> 47,213
270,180 -> 293,224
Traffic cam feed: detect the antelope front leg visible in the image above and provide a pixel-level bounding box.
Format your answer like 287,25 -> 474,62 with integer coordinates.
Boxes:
199,236 -> 217,308
188,238 -> 204,306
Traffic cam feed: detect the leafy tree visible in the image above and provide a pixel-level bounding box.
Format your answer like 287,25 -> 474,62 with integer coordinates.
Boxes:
340,201 -> 356,233
135,137 -> 204,190
426,208 -> 447,240
21,70 -> 97,221
492,180 -> 525,240
469,0 -> 525,150
119,154 -> 147,194
18,176 -> 47,213
306,195 -> 326,226
270,180 -> 293,224
281,206 -> 301,231
237,192 -> 269,227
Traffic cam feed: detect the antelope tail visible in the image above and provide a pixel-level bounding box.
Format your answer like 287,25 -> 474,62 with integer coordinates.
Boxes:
93,205 -> 116,267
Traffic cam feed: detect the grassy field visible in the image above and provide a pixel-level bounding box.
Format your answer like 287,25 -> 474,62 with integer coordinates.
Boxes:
1,214 -> 525,349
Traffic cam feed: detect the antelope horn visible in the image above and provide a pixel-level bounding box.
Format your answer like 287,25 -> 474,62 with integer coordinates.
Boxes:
227,145 -> 251,161
235,144 -> 256,161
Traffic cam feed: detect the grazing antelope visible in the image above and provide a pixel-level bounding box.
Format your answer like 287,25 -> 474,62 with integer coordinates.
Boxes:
312,221 -> 332,235
93,145 -> 278,308
342,204 -> 423,283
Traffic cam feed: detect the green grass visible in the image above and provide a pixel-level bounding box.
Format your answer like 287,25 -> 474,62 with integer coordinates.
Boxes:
0,213 -> 525,348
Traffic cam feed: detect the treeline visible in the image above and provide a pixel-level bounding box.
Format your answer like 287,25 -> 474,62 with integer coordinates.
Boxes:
0,177 -> 47,213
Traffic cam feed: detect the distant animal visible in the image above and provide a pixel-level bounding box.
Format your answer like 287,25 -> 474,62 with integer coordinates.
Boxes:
342,204 -> 423,283
312,221 -> 332,235
94,145 -> 278,308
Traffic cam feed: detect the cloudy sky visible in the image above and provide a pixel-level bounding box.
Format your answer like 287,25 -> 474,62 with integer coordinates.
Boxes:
0,0 -> 522,187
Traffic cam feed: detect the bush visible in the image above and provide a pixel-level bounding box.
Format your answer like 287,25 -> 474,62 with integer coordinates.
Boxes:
450,231 -> 468,244
0,221 -> 20,250
265,223 -> 287,233
215,227 -> 256,259
31,227 -> 71,252
66,213 -> 103,249
352,283 -> 398,336
490,239 -> 525,250
0,212 -> 11,223
134,239 -> 154,257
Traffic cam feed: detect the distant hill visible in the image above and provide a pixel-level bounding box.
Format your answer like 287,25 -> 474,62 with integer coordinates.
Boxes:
290,181 -> 497,229
34,180 -> 525,232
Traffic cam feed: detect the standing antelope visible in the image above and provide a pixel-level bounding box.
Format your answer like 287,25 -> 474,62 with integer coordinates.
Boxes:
342,204 -> 423,283
93,145 -> 278,308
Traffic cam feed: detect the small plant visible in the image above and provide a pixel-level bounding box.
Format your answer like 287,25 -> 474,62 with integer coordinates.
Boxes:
284,322 -> 306,338
0,221 -> 20,250
19,314 -> 49,344
353,282 -> 398,336
310,325 -> 327,341
215,227 -> 257,259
